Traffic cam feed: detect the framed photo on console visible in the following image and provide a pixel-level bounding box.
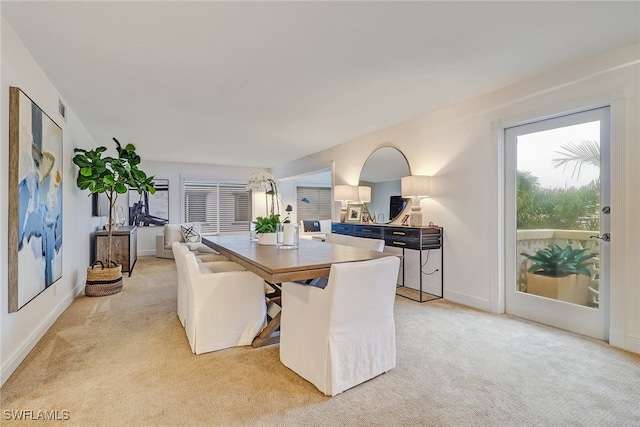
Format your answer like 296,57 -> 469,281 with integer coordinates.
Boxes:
346,204 -> 364,222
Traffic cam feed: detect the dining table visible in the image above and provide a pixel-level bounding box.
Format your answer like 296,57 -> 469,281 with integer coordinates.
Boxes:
201,235 -> 397,347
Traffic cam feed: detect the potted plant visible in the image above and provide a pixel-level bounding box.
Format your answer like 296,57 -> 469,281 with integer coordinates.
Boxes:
253,214 -> 281,245
247,170 -> 282,245
73,138 -> 155,296
520,244 -> 597,305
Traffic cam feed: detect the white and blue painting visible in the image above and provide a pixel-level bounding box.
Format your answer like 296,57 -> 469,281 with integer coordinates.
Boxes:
14,89 -> 63,310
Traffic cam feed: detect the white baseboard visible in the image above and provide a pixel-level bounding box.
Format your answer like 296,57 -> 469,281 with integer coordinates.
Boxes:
442,289 -> 493,312
0,280 -> 84,386
138,250 -> 156,256
611,329 -> 640,354
624,335 -> 640,354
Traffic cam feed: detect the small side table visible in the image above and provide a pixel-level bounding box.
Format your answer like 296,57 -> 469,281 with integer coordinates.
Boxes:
95,226 -> 138,276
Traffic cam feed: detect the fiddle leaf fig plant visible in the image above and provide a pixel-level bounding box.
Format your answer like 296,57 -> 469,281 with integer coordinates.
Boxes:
73,138 -> 155,266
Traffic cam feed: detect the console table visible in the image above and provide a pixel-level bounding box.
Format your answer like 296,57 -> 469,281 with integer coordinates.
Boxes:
94,225 -> 138,276
331,222 -> 443,302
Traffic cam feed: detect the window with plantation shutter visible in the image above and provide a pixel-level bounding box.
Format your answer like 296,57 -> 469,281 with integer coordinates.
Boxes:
296,186 -> 332,221
183,180 -> 250,234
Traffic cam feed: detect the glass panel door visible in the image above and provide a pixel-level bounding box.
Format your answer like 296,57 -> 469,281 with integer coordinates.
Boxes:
505,107 -> 610,340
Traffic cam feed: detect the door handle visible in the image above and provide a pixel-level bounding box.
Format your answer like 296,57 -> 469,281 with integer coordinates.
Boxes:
590,233 -> 610,242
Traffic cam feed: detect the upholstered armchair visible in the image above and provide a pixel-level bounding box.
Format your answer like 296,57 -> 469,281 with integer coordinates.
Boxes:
280,256 -> 400,396
174,244 -> 266,354
157,223 -> 222,259
299,219 -> 332,240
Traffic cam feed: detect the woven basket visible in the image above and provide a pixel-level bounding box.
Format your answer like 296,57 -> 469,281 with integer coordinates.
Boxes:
85,261 -> 123,297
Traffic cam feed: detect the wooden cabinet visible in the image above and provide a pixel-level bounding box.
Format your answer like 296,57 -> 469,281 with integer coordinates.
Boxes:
95,226 -> 137,276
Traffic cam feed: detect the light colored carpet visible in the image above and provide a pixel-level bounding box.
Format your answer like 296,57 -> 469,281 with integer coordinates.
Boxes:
2,256 -> 639,426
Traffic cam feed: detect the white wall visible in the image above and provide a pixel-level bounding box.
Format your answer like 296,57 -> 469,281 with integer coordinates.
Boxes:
133,160 -> 258,255
1,18 -> 102,385
273,44 -> 640,354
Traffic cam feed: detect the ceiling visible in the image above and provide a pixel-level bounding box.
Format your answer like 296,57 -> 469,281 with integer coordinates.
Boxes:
2,1 -> 639,169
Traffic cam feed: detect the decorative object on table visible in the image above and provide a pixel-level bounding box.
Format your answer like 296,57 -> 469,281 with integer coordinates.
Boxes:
8,87 -> 63,312
334,184 -> 358,222
73,138 -> 156,296
129,178 -> 169,227
281,222 -> 299,248
361,212 -> 370,223
109,205 -> 126,229
283,204 -> 293,224
346,203 -> 364,222
247,170 -> 282,245
253,215 -> 281,245
520,244 -> 597,305
401,175 -> 431,227
276,223 -> 284,245
401,214 -> 410,226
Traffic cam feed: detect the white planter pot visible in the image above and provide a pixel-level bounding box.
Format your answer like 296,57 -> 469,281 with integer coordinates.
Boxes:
257,232 -> 278,246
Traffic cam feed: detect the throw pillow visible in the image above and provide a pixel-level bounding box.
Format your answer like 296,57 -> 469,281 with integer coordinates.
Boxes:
302,220 -> 321,233
181,224 -> 201,244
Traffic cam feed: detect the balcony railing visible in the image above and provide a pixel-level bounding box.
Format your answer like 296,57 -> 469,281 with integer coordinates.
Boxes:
516,229 -> 600,308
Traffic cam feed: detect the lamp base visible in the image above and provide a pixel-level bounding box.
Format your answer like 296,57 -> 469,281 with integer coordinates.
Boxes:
340,210 -> 347,223
409,211 -> 422,227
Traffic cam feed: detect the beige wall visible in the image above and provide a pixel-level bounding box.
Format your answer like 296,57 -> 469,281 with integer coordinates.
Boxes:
273,44 -> 640,354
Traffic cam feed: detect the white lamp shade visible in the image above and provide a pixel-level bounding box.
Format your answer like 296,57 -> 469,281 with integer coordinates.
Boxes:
401,175 -> 431,198
358,186 -> 372,203
334,185 -> 358,201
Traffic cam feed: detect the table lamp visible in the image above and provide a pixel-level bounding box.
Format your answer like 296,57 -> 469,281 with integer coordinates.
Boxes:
358,186 -> 371,203
401,175 -> 431,227
334,185 -> 358,222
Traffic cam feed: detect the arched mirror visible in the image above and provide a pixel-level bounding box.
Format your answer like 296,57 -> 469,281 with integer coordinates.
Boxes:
359,147 -> 410,224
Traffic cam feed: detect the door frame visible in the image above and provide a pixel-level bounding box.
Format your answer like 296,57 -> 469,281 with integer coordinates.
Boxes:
492,103 -> 620,340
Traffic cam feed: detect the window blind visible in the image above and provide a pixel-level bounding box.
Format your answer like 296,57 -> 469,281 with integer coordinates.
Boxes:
296,186 -> 331,221
184,180 -> 250,234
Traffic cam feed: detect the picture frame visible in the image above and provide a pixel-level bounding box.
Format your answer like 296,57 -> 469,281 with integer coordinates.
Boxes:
346,203 -> 364,222
8,87 -> 63,312
129,178 -> 169,226
361,212 -> 370,223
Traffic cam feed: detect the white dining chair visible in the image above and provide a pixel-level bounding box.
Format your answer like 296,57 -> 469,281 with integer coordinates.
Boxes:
173,243 -> 248,327
174,243 -> 266,353
345,235 -> 385,251
280,256 -> 400,396
324,232 -> 349,245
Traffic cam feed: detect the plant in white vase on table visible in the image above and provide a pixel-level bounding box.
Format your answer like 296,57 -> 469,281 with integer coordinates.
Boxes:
247,170 -> 281,245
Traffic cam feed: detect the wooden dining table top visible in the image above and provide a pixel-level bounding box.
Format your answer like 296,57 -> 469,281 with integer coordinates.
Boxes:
202,235 -> 395,284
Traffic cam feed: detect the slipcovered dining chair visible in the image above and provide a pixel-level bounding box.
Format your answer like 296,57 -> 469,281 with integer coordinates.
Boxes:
172,243 -> 246,327
280,256 -> 400,396
345,235 -> 385,251
324,233 -> 349,245
175,243 -> 266,354
325,234 -> 385,252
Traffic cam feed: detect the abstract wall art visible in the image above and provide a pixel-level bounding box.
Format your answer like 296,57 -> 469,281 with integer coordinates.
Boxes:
128,178 -> 169,226
9,87 -> 63,312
